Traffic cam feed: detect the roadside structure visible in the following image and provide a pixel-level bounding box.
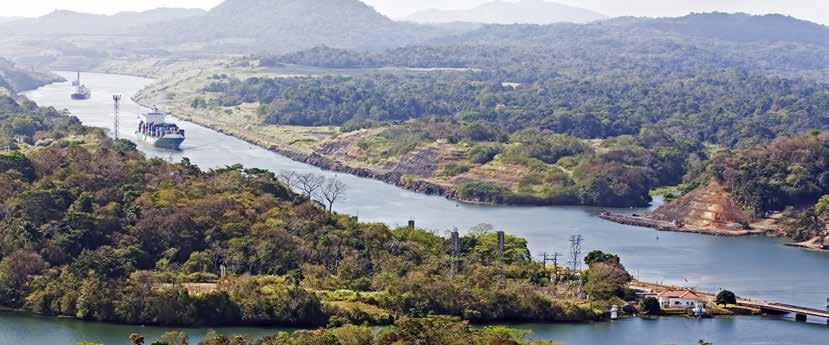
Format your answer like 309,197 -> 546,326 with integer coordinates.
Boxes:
657,290 -> 707,308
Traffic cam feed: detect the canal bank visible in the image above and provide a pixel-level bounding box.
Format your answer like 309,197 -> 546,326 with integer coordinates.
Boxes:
17,71 -> 829,344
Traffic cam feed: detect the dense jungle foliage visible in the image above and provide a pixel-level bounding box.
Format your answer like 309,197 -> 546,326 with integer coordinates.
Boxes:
203,51 -> 828,207
197,17 -> 829,209
710,131 -> 829,239
204,70 -> 827,149
0,97 -> 631,327
712,132 -> 829,216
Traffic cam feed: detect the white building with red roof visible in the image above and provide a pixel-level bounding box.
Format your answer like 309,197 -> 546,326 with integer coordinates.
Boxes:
657,290 -> 707,308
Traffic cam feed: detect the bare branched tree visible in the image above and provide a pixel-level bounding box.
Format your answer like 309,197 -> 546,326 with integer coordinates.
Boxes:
297,173 -> 324,200
277,170 -> 299,190
320,177 -> 348,211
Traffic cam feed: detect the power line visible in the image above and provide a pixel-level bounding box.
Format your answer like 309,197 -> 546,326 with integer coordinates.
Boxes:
540,252 -> 562,284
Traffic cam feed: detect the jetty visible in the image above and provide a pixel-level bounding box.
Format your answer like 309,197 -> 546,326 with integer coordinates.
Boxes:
599,213 -> 768,236
600,180 -> 779,237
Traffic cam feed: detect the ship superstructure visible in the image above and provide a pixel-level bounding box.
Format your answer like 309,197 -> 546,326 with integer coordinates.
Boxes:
70,72 -> 91,100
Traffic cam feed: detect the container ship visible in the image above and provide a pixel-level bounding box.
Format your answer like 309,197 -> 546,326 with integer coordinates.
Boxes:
136,107 -> 185,150
70,73 -> 91,100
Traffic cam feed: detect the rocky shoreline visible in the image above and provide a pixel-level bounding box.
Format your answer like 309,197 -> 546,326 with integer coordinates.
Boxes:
784,236 -> 828,251
138,103 -> 464,203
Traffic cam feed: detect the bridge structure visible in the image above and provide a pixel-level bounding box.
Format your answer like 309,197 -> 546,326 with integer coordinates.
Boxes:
737,300 -> 829,323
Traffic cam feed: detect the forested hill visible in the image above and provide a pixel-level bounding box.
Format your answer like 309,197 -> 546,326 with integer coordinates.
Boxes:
247,11 -> 829,148
267,13 -> 829,82
147,0 -> 441,53
434,12 -> 829,47
0,96 -> 630,327
0,58 -> 63,94
210,12 -> 829,208
642,12 -> 829,47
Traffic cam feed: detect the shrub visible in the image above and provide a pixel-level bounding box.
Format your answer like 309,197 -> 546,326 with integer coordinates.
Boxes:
458,182 -> 512,204
716,290 -> 737,306
641,297 -> 661,315
467,144 -> 502,164
441,163 -> 471,177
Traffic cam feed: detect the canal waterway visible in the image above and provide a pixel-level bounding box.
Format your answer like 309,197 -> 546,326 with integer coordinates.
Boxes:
12,71 -> 828,345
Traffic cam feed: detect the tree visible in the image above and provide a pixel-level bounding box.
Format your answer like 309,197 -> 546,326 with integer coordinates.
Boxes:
641,297 -> 661,315
0,250 -> 45,288
183,251 -> 215,274
584,250 -> 620,266
199,330 -> 252,345
129,334 -> 145,345
160,331 -> 188,345
781,208 -> 825,241
277,170 -> 299,190
583,262 -> 631,300
114,139 -> 138,154
716,290 -> 737,306
296,173 -> 324,200
467,223 -> 493,240
817,195 -> 829,217
320,177 -> 348,211
334,324 -> 373,345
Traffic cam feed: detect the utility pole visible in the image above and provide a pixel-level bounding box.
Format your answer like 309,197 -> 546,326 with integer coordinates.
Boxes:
496,231 -> 506,286
113,95 -> 122,140
450,228 -> 460,278
540,252 -> 562,284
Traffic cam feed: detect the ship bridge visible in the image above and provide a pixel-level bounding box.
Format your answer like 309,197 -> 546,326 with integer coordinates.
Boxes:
143,109 -> 167,124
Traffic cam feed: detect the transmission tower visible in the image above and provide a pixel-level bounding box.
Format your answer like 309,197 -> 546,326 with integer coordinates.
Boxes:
113,95 -> 122,140
569,234 -> 583,272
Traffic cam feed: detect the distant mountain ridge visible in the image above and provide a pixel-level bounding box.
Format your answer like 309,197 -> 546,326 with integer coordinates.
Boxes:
0,8 -> 207,35
403,0 -> 606,24
435,12 -> 829,48
641,12 -> 829,47
146,0 -> 441,53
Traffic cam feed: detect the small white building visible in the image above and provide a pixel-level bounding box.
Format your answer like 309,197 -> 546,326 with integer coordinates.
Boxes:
657,290 -> 706,308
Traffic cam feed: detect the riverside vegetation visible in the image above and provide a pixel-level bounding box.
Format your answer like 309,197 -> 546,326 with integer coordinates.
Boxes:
167,13 -> 829,209
0,95 -> 637,332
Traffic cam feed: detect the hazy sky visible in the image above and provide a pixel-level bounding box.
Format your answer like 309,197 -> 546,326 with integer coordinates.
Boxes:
3,0 -> 828,25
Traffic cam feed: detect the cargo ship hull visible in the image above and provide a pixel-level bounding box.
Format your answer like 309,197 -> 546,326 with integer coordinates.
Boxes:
71,92 -> 90,100
137,133 -> 185,151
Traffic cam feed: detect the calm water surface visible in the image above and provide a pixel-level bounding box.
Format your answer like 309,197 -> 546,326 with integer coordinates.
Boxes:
14,71 -> 828,345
